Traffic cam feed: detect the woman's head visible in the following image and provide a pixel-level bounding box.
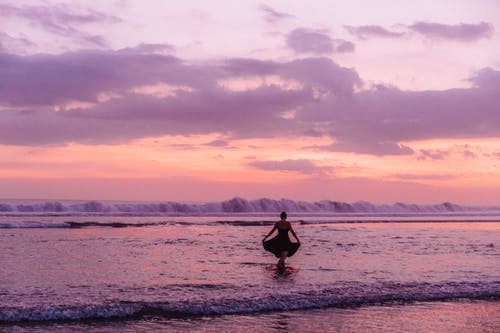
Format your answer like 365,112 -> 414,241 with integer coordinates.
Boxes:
280,211 -> 287,220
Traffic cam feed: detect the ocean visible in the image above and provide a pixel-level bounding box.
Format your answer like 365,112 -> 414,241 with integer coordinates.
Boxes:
0,199 -> 499,332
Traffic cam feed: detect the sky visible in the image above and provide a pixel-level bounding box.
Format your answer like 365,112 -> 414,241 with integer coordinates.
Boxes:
1,0 -> 500,205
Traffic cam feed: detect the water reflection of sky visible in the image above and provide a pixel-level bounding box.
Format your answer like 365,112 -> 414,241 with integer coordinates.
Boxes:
2,220 -> 498,303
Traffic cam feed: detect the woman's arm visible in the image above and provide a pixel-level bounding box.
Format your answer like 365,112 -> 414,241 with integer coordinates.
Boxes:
289,224 -> 301,243
262,224 -> 277,242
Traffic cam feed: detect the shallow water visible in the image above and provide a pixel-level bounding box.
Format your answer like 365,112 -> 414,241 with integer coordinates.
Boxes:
7,300 -> 498,333
0,214 -> 498,330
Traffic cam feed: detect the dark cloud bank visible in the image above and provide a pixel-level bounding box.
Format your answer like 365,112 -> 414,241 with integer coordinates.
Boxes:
1,45 -> 499,155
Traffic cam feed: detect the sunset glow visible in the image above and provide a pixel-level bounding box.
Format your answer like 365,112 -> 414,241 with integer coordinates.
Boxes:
1,0 -> 500,204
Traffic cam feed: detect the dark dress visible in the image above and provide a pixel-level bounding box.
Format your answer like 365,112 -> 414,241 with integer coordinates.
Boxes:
263,227 -> 300,258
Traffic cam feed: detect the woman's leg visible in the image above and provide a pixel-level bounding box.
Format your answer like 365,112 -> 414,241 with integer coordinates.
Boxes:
278,251 -> 288,268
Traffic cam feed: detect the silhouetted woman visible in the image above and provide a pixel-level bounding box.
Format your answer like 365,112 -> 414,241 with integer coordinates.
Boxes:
262,211 -> 301,268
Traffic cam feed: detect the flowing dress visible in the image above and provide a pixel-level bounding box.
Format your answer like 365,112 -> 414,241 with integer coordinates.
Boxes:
263,227 -> 300,258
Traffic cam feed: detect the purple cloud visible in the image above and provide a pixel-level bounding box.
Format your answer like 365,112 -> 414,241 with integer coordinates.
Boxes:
0,49 -> 361,146
167,143 -> 198,150
286,29 -> 355,54
335,39 -> 355,53
0,50 -> 190,106
463,150 -> 477,158
346,22 -> 494,42
0,31 -> 35,53
0,3 -> 120,47
260,4 -> 295,24
286,28 -> 334,54
249,159 -> 332,175
222,57 -> 362,96
417,149 -> 449,160
392,173 -> 456,180
409,21 -> 493,41
298,78 -> 500,155
345,25 -> 404,39
0,3 -> 118,26
205,140 -> 229,147
0,84 -> 311,145
1,47 -> 500,156
315,142 -> 414,156
118,43 -> 175,54
469,67 -> 500,88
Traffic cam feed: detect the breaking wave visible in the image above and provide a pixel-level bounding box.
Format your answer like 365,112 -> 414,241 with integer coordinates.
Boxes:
1,281 -> 498,323
0,197 -> 496,215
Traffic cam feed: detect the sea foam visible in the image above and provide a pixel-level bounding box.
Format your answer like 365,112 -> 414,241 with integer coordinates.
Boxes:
1,281 -> 498,322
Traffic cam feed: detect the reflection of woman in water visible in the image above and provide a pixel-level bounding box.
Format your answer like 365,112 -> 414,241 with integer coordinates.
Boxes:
262,211 -> 301,268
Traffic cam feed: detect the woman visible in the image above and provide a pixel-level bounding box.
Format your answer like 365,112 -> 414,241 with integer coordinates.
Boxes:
262,211 -> 301,268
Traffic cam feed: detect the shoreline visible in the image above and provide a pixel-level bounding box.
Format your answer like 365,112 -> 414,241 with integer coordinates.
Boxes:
3,300 -> 499,332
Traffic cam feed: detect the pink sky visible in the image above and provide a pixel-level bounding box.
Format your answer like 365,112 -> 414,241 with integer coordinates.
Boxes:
1,0 -> 500,205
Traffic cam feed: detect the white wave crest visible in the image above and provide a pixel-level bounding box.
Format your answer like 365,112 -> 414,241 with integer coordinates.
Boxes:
0,197 -> 494,215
